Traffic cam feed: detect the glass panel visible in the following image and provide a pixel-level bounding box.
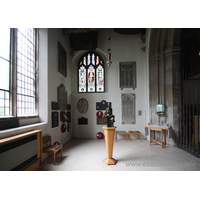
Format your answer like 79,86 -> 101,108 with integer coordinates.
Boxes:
87,54 -> 91,65
0,58 -> 9,91
0,98 -> 4,106
5,108 -> 9,115
17,28 -> 36,116
0,28 -> 10,61
96,65 -> 104,92
83,57 -> 86,66
0,90 -> 4,98
0,106 -> 4,115
92,54 -> 95,65
79,65 -> 86,92
0,91 -> 10,116
96,56 -> 99,65
88,66 -> 95,92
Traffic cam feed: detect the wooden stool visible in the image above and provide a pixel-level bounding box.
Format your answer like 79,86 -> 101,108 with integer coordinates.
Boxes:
115,131 -> 127,142
128,131 -> 142,142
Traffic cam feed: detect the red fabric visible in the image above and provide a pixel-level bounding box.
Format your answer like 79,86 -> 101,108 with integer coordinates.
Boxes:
129,131 -> 140,133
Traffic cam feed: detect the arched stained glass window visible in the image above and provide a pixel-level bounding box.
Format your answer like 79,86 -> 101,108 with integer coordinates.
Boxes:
78,51 -> 105,93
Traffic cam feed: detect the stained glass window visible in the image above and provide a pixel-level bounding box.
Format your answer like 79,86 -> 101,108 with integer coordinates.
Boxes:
78,51 -> 104,93
88,66 -> 95,92
79,65 -> 86,92
96,65 -> 104,92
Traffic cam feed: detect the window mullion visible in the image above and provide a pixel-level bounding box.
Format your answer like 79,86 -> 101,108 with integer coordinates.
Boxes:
10,28 -> 17,117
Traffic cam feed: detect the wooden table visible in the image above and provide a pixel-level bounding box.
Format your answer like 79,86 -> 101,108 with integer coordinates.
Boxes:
145,125 -> 171,148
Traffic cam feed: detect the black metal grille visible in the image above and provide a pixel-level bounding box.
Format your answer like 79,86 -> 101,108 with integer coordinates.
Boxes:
178,80 -> 200,157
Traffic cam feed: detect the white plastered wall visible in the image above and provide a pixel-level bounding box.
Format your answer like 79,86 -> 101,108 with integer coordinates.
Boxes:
71,28 -> 150,139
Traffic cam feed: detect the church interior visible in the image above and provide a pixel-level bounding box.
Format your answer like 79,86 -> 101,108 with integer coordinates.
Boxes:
0,26 -> 200,199
1,27 -> 200,170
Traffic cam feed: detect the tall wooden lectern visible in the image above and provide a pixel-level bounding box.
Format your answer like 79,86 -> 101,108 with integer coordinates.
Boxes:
102,126 -> 117,165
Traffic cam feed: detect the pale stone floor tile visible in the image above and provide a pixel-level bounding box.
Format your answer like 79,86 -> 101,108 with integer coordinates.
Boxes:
39,138 -> 200,171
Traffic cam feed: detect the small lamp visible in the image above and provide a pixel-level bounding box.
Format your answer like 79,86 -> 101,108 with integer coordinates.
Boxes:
106,36 -> 112,67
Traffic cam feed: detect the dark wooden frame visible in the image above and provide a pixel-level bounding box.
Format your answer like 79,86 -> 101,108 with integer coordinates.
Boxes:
58,41 -> 67,77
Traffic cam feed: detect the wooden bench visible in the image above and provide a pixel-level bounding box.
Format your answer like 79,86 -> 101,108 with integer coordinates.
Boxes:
128,131 -> 142,142
115,131 -> 127,142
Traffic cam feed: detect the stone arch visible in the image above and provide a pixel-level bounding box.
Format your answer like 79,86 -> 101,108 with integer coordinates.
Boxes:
148,28 -> 182,145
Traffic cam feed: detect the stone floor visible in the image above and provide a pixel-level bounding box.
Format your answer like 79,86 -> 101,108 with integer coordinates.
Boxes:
39,138 -> 200,171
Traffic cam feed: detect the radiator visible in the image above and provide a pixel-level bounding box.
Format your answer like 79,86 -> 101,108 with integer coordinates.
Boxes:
0,130 -> 42,171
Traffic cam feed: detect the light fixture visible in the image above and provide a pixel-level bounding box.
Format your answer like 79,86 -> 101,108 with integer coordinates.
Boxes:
155,104 -> 165,115
106,36 -> 112,67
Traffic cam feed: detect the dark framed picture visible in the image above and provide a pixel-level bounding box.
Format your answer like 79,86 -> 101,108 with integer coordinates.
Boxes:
58,41 -> 67,77
52,111 -> 59,128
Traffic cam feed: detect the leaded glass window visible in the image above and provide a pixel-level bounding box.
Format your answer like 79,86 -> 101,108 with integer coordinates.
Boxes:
78,51 -> 104,93
16,28 -> 37,116
0,28 -> 10,116
79,65 -> 86,92
0,28 -> 38,118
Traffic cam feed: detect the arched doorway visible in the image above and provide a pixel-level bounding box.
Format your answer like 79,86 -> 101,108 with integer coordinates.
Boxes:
149,28 -> 200,157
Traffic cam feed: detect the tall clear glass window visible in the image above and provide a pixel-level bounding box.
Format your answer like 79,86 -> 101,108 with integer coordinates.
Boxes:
16,28 -> 36,116
0,28 -> 11,116
78,52 -> 104,93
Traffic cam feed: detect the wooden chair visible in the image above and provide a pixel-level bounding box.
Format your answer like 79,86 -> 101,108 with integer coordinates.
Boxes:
128,131 -> 142,142
115,131 -> 127,142
42,135 -> 63,165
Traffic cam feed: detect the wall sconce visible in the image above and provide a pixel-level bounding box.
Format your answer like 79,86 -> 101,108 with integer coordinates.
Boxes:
106,36 -> 112,67
155,104 -> 165,126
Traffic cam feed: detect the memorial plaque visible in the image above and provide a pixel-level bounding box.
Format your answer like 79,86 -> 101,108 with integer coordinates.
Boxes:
121,93 -> 136,124
78,117 -> 88,125
77,98 -> 88,113
57,84 -> 67,110
52,111 -> 59,128
58,41 -> 67,77
119,62 -> 136,90
96,100 -> 111,110
97,118 -> 106,125
51,102 -> 58,110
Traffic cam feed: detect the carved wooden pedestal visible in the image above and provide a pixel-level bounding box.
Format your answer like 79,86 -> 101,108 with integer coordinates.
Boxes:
102,126 -> 117,165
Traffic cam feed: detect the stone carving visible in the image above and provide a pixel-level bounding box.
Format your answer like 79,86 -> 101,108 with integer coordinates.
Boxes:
104,103 -> 115,127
